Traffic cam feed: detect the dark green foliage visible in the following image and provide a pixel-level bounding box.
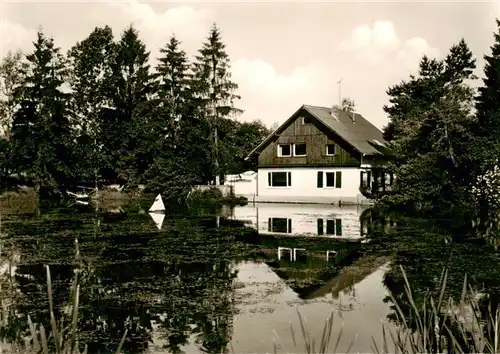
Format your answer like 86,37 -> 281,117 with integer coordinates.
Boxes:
0,138 -> 9,188
380,39 -> 478,218
144,35 -> 212,196
67,25 -> 117,187
10,29 -> 74,199
191,23 -> 243,183
220,119 -> 270,174
475,19 -> 500,171
106,25 -> 154,187
0,22 -> 269,199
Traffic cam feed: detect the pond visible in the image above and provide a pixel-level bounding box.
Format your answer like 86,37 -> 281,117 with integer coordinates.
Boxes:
1,197 -> 500,353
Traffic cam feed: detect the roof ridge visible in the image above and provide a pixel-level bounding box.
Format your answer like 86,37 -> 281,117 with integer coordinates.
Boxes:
303,104 -> 330,109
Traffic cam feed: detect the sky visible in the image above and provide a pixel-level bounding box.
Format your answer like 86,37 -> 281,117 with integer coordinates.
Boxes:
1,1 -> 499,130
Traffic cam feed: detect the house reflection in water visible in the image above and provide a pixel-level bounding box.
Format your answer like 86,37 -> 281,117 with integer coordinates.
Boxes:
232,203 -> 369,240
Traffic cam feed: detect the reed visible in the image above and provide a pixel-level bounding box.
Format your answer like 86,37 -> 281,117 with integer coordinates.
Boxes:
265,265 -> 499,354
17,239 -> 128,354
373,265 -> 498,354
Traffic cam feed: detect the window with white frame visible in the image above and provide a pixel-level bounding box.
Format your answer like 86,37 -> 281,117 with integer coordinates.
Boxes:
268,218 -> 292,233
361,170 -> 372,188
316,171 -> 342,188
277,144 -> 292,157
294,143 -> 307,156
326,144 -> 336,156
317,218 -> 342,236
278,143 -> 307,157
268,172 -> 292,187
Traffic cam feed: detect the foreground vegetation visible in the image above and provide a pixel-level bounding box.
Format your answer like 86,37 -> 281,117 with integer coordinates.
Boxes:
10,257 -> 500,353
279,267 -> 500,354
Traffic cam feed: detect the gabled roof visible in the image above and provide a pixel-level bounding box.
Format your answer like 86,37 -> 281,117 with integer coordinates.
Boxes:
246,104 -> 389,160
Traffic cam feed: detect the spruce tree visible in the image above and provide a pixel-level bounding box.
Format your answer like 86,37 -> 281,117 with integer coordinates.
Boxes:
191,23 -> 242,185
105,25 -> 153,187
476,20 -> 500,159
145,35 -> 210,197
11,29 -> 74,198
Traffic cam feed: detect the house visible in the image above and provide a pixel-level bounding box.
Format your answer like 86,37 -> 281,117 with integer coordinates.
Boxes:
242,104 -> 393,205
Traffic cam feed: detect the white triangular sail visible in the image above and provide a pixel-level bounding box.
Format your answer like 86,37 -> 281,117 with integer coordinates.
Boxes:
149,212 -> 165,230
149,194 -> 165,212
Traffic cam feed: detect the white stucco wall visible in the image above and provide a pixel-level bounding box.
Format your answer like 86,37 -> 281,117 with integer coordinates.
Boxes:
232,179 -> 257,197
256,167 -> 367,204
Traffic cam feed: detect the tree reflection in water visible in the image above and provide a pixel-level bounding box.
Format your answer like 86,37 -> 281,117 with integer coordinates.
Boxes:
0,207 -> 248,353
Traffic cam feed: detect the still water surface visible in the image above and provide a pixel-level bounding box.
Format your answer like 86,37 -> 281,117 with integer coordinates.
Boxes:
1,199 -> 500,353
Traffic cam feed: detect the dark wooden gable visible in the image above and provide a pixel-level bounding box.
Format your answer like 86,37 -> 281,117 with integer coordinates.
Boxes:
258,108 -> 361,168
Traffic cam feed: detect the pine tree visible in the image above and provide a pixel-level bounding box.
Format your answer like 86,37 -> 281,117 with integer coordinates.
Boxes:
68,25 -> 117,187
105,25 -> 153,187
11,29 -> 74,198
476,20 -> 500,161
191,23 -> 243,185
155,36 -> 191,136
380,39 -> 477,217
144,35 -> 211,198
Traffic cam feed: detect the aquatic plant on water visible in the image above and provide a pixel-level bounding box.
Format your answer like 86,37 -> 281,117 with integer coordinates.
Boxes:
10,239 -> 127,354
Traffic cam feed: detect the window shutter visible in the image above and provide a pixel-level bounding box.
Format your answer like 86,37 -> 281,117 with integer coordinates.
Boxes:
268,172 -> 271,186
268,218 -> 272,232
360,171 -> 364,187
335,171 -> 342,188
336,219 -> 342,235
317,171 -> 323,188
288,219 -> 292,233
288,172 -> 292,186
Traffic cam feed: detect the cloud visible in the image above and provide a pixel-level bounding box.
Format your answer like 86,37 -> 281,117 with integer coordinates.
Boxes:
396,37 -> 440,69
340,21 -> 400,53
105,1 -> 213,57
231,58 -> 334,126
339,20 -> 438,70
232,58 -> 325,96
0,19 -> 37,57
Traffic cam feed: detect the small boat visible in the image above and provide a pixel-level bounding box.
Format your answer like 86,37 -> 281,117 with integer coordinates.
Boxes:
149,194 -> 165,213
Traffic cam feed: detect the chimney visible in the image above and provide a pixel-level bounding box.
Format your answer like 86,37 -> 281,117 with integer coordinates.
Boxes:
330,106 -> 340,120
351,112 -> 356,124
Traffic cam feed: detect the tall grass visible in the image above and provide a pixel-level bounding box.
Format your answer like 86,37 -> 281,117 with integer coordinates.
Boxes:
12,239 -> 128,354
273,265 -> 499,354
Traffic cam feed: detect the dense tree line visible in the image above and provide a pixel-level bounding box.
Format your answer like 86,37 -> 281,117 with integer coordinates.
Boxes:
0,24 -> 270,200
377,19 -> 500,224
